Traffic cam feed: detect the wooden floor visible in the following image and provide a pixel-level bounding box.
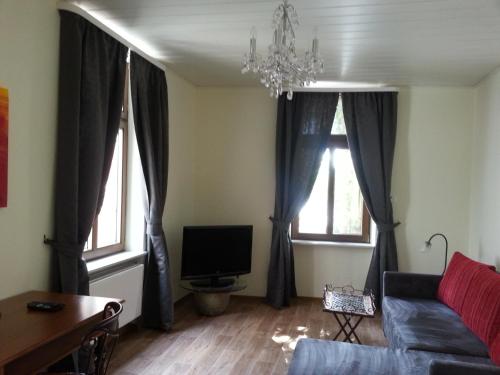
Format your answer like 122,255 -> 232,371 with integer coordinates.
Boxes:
109,295 -> 387,375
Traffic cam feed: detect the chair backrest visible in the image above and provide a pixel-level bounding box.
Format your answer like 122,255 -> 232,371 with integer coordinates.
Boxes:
80,301 -> 123,375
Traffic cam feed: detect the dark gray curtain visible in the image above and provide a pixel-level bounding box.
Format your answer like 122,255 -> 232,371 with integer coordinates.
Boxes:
266,92 -> 339,309
130,52 -> 173,330
50,11 -> 127,295
342,92 -> 399,306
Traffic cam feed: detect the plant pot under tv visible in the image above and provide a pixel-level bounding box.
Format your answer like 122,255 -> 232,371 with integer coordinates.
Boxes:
181,279 -> 247,316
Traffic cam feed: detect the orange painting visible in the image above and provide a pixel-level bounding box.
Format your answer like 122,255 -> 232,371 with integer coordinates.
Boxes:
0,87 -> 8,207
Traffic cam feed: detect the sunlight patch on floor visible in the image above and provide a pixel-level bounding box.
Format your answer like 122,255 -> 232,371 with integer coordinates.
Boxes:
319,328 -> 331,339
272,334 -> 291,344
272,325 -> 310,352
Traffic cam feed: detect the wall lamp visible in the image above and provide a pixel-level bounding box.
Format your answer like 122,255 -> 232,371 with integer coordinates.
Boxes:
421,233 -> 449,274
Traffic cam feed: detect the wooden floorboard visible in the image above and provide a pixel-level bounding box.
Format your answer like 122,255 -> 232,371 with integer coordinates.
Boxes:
108,295 -> 387,375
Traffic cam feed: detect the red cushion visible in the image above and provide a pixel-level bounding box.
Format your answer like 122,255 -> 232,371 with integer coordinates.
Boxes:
491,334 -> 500,366
437,252 -> 495,314
461,268 -> 500,346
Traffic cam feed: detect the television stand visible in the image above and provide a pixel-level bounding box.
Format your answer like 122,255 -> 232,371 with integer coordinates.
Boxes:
181,278 -> 246,316
190,277 -> 235,288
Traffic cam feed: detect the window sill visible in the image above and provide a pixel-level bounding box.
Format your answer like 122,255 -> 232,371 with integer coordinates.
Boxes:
292,239 -> 374,249
87,250 -> 147,279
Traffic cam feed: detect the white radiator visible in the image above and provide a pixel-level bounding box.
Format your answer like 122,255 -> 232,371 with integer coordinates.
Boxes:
89,264 -> 144,327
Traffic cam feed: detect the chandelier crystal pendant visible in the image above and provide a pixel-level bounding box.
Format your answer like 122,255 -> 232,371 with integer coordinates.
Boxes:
241,0 -> 324,100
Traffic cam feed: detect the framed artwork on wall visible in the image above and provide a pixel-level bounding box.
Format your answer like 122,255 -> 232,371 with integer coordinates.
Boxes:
0,86 -> 8,208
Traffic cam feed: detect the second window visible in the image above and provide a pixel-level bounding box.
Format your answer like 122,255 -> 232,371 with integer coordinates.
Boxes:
291,98 -> 371,243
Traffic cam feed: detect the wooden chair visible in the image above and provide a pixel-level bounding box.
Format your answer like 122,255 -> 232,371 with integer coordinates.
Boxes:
42,301 -> 123,375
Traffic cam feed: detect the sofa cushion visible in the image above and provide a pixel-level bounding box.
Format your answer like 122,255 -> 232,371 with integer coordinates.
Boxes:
288,339 -> 495,375
383,296 -> 489,357
437,252 -> 495,315
462,268 -> 500,347
491,334 -> 500,366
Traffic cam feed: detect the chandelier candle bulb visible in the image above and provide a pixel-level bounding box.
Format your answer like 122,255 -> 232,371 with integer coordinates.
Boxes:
250,38 -> 257,73
250,26 -> 257,39
312,38 -> 319,58
250,37 -> 256,54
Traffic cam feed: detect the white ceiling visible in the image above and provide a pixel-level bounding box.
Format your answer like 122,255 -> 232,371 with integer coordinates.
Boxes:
69,0 -> 500,87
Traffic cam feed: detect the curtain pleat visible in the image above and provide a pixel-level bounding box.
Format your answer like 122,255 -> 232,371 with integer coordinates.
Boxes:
130,52 -> 173,330
50,10 -> 127,295
266,92 -> 339,308
342,92 -> 399,306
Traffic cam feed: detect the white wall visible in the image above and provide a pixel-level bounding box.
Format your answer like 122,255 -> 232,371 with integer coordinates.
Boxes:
191,86 -> 474,297
394,87 -> 474,275
0,0 -> 59,299
294,244 -> 373,297
469,67 -> 500,268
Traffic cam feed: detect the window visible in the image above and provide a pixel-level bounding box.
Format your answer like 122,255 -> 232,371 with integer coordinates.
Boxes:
291,98 -> 371,243
84,68 -> 128,260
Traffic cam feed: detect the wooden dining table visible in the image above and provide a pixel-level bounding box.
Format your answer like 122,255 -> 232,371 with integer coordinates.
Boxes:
0,290 -> 122,375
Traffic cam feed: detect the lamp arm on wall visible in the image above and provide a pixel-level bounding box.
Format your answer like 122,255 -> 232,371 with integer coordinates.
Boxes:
425,233 -> 448,274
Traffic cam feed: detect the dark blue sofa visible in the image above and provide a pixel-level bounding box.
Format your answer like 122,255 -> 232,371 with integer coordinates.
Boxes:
288,272 -> 500,374
383,272 -> 489,357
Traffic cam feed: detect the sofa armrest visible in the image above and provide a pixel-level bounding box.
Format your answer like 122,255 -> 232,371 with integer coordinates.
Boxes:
383,271 -> 442,299
428,360 -> 500,375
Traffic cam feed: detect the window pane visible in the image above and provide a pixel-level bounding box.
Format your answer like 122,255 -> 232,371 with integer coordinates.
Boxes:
97,129 -> 124,248
332,148 -> 363,235
298,150 -> 330,234
331,98 -> 346,135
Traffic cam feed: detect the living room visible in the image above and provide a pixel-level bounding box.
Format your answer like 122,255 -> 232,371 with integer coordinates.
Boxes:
0,0 -> 499,374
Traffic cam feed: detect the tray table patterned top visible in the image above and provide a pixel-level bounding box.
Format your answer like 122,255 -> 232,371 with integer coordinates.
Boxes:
323,285 -> 376,317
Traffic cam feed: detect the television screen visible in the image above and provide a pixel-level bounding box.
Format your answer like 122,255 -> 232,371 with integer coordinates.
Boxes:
181,225 -> 253,280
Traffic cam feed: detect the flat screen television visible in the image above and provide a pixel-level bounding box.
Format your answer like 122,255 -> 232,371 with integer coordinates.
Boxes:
181,225 -> 253,287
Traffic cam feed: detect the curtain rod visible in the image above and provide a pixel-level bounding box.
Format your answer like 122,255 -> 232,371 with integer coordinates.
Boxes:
57,1 -> 167,72
292,86 -> 399,93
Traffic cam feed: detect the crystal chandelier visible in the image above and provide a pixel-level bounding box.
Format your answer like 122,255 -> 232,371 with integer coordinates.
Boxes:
241,0 -> 324,100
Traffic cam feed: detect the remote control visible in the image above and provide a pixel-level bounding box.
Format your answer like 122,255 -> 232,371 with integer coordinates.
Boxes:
27,301 -> 65,312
